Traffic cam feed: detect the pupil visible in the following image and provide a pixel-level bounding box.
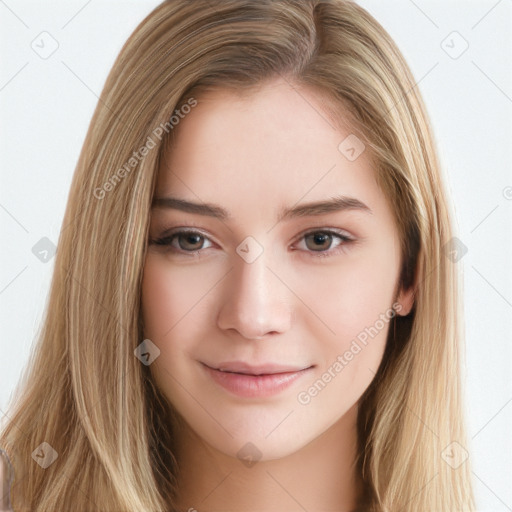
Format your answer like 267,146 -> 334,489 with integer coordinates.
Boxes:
182,233 -> 201,249
309,232 -> 331,251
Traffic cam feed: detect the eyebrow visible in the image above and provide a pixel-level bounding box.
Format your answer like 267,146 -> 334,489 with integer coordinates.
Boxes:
151,194 -> 372,222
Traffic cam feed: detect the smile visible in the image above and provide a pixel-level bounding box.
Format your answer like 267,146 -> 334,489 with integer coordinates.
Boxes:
200,362 -> 313,398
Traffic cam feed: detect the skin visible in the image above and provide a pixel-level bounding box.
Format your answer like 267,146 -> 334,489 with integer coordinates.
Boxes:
141,77 -> 414,512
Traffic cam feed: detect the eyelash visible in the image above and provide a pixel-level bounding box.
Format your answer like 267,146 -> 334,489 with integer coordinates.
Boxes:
149,227 -> 355,259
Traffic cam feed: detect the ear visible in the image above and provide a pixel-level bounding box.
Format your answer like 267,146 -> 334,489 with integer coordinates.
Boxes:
395,285 -> 415,316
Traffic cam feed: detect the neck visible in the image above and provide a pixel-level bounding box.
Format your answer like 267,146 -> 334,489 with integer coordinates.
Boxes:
173,402 -> 364,512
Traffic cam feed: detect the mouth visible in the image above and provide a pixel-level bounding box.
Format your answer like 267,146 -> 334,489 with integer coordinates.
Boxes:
200,361 -> 314,398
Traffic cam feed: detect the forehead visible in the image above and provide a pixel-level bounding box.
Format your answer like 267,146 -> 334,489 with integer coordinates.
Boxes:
156,78 -> 386,221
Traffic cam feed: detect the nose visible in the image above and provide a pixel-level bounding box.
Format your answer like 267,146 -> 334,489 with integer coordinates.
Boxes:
216,248 -> 292,340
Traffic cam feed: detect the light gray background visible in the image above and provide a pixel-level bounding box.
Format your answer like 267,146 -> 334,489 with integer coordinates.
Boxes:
1,1 -> 511,510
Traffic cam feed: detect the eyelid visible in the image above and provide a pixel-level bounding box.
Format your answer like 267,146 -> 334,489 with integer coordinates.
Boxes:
150,227 -> 216,250
292,226 -> 354,243
290,227 -> 355,257
149,226 -> 356,257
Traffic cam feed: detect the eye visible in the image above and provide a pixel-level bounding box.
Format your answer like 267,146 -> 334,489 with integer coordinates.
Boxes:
149,227 -> 355,258
149,229 -> 213,253
293,229 -> 354,257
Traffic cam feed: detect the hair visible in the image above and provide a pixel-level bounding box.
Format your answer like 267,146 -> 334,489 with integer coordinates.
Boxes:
0,0 -> 475,510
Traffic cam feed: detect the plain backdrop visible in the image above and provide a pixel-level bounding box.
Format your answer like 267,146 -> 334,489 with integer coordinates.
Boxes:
1,1 -> 511,510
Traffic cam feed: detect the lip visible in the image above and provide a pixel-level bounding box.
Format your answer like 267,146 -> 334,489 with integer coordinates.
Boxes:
210,361 -> 311,375
200,361 -> 313,398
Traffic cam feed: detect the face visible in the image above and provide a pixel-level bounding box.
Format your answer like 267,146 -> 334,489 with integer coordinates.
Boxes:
141,78 -> 414,461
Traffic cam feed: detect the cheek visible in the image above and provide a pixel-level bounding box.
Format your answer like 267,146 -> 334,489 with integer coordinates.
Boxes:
140,255 -> 231,401
140,256 -> 213,401
291,244 -> 399,400
141,255 -> 222,341
294,286 -> 395,416
296,247 -> 399,344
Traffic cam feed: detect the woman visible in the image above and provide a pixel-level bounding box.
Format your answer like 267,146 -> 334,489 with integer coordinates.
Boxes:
0,0 -> 475,510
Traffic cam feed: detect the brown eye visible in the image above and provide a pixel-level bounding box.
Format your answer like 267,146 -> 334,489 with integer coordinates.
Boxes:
176,232 -> 204,251
150,230 -> 213,253
304,232 -> 334,251
294,229 -> 354,258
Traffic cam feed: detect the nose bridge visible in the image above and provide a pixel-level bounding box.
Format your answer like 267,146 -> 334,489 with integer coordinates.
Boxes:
236,250 -> 272,302
216,242 -> 291,338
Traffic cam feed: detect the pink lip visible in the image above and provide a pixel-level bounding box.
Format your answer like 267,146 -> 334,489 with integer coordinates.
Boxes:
201,362 -> 313,398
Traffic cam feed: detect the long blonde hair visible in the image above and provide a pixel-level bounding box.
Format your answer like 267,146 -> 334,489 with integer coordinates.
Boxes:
0,0 -> 475,510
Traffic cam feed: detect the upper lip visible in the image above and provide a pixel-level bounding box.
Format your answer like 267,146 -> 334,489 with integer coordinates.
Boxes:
203,361 -> 312,376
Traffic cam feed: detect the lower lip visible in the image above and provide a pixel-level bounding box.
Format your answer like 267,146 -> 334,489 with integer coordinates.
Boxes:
201,363 -> 312,398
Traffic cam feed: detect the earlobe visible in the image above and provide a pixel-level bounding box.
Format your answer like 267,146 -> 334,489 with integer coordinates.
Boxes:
395,285 -> 415,316
394,259 -> 420,316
